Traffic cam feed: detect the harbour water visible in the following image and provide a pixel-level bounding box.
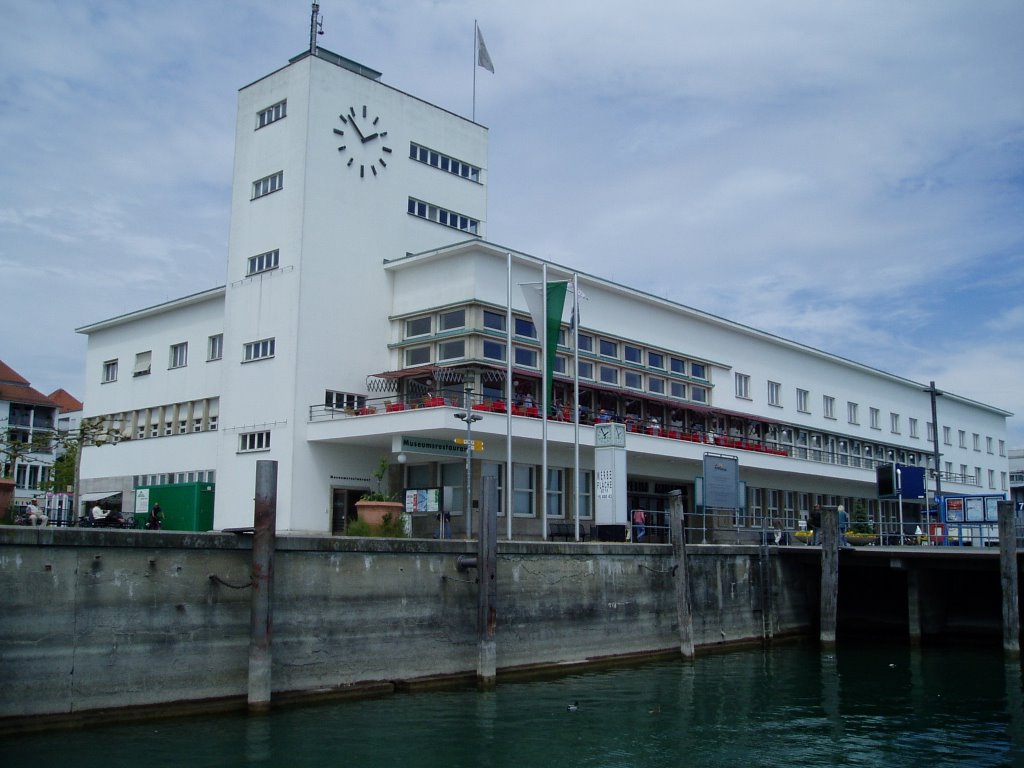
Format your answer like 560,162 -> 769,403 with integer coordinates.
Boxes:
7,640 -> 1023,767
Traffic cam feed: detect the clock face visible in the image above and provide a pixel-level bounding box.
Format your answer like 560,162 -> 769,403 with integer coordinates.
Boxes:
333,104 -> 393,178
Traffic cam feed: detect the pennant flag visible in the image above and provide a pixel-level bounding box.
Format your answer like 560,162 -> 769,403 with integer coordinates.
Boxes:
477,26 -> 495,73
522,281 -> 568,408
568,283 -> 588,349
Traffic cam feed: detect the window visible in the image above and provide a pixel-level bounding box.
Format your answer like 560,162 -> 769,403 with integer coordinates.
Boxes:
870,407 -> 881,429
243,338 -> 275,362
577,470 -> 593,519
256,100 -> 286,128
103,359 -> 118,383
847,402 -> 858,424
252,171 -> 283,199
513,464 -> 535,516
890,412 -> 900,434
514,317 -> 536,338
986,436 -> 993,454
514,347 -> 538,368
207,334 -> 223,361
823,396 -> 835,419
972,433 -> 980,451
438,339 -> 465,361
482,340 -> 505,361
649,377 -> 665,395
406,316 -> 431,337
599,339 -> 618,358
483,310 -> 505,332
943,426 -> 952,445
670,358 -> 686,375
690,363 -> 706,379
909,418 -> 918,439
407,197 -> 479,234
409,143 -> 481,182
326,391 -> 366,410
439,309 -> 465,331
796,389 -> 809,413
546,468 -> 564,517
690,386 -> 707,403
624,371 -> 643,390
648,352 -> 664,369
958,430 -> 967,449
405,346 -> 430,366
578,361 -> 594,380
169,342 -> 188,369
577,334 -> 593,353
133,351 -> 152,377
735,373 -> 750,399
239,431 -> 271,452
767,381 -> 781,406
624,345 -> 642,364
247,249 -> 280,275
670,381 -> 686,399
599,366 -> 618,385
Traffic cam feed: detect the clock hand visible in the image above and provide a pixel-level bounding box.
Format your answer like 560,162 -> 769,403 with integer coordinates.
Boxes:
361,132 -> 379,143
347,118 -> 365,140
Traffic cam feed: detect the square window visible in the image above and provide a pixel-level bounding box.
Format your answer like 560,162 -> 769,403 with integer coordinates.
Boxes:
599,339 -> 618,358
649,378 -> 665,395
624,345 -> 642,364
439,309 -> 465,331
438,339 -> 465,361
514,347 -> 538,368
648,352 -> 664,369
599,365 -> 618,385
514,317 -> 537,339
670,358 -> 686,374
406,316 -> 431,337
577,334 -> 593,352
624,371 -> 642,389
483,310 -> 505,332
405,346 -> 430,366
578,361 -> 594,380
483,340 -> 506,361
690,363 -> 706,379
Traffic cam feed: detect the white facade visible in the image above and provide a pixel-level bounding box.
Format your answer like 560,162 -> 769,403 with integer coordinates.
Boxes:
76,47 -> 1011,537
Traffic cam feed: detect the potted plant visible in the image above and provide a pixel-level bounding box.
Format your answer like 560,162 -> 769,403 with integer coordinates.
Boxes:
845,501 -> 877,546
354,457 -> 404,526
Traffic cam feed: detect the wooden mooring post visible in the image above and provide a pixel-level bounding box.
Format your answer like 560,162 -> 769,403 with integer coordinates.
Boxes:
997,500 -> 1020,657
476,476 -> 498,687
248,460 -> 278,711
669,490 -> 695,659
819,506 -> 839,648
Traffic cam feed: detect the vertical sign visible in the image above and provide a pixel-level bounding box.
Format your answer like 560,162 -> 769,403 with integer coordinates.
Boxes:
702,454 -> 739,508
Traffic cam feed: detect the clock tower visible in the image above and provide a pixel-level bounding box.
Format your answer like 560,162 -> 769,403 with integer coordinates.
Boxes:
214,46 -> 489,530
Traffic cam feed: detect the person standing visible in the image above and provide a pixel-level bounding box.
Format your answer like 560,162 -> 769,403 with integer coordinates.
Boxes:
810,504 -> 822,545
838,504 -> 852,548
146,503 -> 163,530
632,509 -> 646,541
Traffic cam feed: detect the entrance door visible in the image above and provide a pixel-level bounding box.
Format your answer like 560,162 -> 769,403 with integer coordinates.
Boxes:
331,488 -> 361,534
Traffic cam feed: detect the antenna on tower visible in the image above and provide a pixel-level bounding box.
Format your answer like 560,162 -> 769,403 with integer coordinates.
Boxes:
310,3 -> 324,56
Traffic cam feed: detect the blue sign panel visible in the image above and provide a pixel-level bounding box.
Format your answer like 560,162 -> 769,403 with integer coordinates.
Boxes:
877,463 -> 926,499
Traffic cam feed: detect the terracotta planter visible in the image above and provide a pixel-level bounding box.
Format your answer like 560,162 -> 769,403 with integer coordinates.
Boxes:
355,500 -> 404,526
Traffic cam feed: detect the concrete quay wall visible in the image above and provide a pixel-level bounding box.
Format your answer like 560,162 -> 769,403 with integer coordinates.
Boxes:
0,527 -> 814,723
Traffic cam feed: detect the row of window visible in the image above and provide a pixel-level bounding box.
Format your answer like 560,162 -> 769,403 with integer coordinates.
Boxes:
102,334 -> 273,384
91,398 -> 220,441
239,430 -> 271,453
399,305 -> 712,404
409,143 -> 481,182
134,469 -> 215,487
734,372 -> 1005,457
407,197 -> 479,234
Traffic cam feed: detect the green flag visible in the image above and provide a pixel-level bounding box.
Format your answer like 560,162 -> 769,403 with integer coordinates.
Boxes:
523,280 -> 568,410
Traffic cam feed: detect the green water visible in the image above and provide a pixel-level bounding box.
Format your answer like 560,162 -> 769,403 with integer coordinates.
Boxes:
6,642 -> 1023,767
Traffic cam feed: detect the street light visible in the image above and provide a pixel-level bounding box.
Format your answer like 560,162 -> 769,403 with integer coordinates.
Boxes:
454,392 -> 482,538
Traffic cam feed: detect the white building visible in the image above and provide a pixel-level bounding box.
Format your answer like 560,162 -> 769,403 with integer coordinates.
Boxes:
76,45 -> 1012,539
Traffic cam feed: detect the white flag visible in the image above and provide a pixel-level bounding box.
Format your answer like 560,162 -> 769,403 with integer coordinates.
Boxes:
477,26 -> 495,73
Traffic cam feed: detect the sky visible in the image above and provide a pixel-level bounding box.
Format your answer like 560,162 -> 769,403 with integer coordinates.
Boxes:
1,0 -> 1022,445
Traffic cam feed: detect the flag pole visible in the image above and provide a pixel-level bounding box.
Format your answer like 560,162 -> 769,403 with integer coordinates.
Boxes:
541,263 -> 549,542
506,252 -> 513,541
472,20 -> 478,122
573,273 -> 581,541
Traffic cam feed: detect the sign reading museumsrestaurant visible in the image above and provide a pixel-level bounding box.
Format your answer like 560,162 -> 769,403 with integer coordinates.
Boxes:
400,435 -> 468,457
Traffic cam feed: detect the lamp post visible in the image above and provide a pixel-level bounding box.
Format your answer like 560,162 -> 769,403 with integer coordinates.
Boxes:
454,390 -> 482,538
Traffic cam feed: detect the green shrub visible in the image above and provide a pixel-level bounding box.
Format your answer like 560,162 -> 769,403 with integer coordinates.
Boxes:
345,513 -> 407,538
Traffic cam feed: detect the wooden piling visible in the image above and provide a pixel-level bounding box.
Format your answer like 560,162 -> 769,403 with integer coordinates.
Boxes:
820,506 -> 839,648
997,500 -> 1020,657
248,460 -> 278,712
477,475 -> 498,687
669,490 -> 695,659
